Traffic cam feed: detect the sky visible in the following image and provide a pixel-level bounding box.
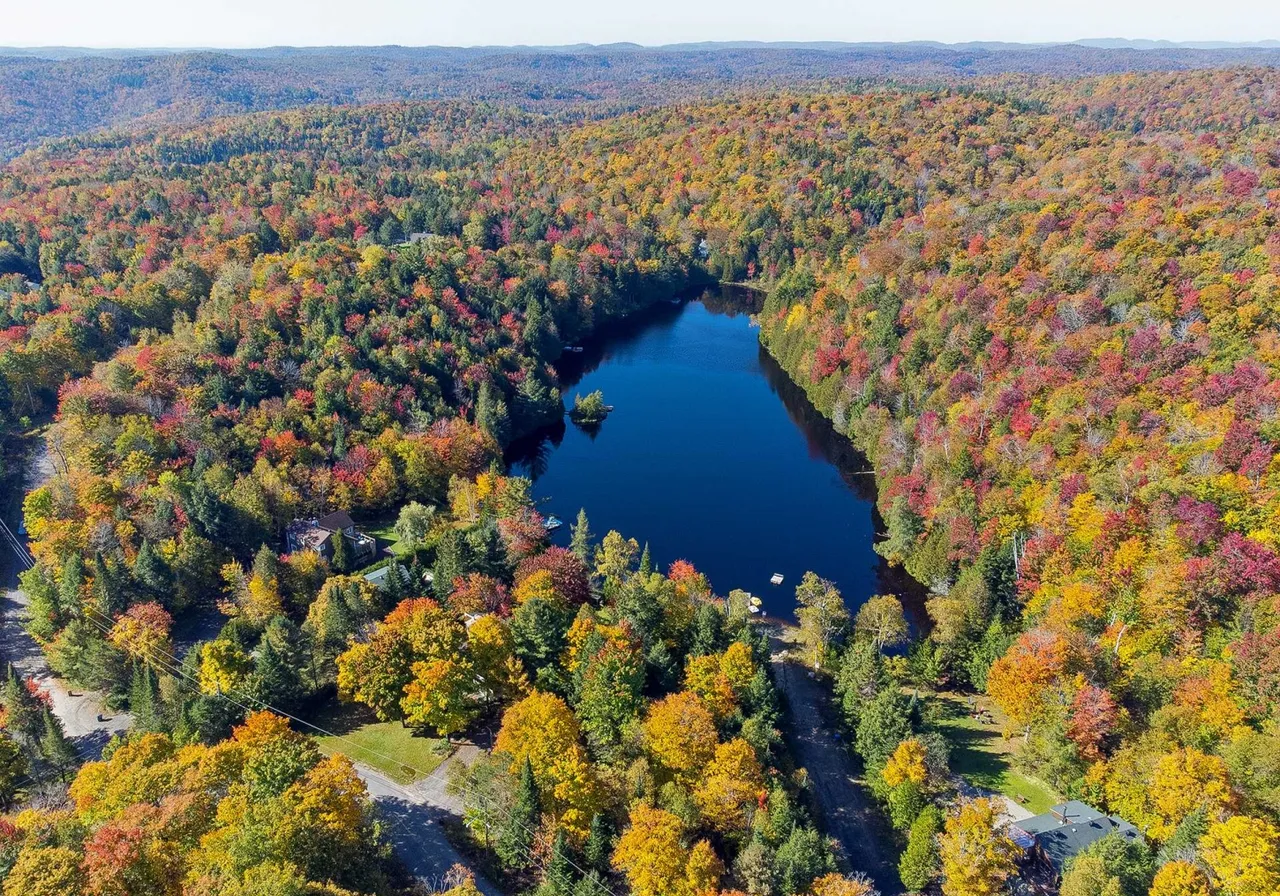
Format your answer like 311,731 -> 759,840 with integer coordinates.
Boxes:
3,0 -> 1279,49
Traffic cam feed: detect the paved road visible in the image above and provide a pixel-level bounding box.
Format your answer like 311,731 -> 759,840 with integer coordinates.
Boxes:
2,442 -> 498,890
770,627 -> 902,895
1,444 -> 129,758
355,749 -> 503,896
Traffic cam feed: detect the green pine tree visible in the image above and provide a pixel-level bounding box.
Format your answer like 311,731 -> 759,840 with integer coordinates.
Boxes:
330,530 -> 352,573
383,560 -> 406,602
38,706 -> 78,782
569,508 -> 593,563
543,828 -> 577,895
252,543 -> 281,584
92,552 -> 127,618
476,380 -> 512,445
252,620 -> 305,710
2,664 -> 43,746
133,539 -> 170,595
899,805 -> 942,892
432,529 -> 468,599
583,813 -> 613,873
497,758 -> 538,871
58,553 -> 84,616
128,663 -> 162,732
0,733 -> 28,811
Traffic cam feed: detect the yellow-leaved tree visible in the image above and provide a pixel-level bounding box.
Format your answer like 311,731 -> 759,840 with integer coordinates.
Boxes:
938,798 -> 1018,896
1148,860 -> 1213,896
1200,815 -> 1280,896
694,738 -> 765,834
882,738 -> 929,788
643,691 -> 719,782
611,803 -> 722,896
493,690 -> 601,840
1149,748 -> 1236,841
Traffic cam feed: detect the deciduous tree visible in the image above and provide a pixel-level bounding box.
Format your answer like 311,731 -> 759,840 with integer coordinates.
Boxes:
938,799 -> 1018,896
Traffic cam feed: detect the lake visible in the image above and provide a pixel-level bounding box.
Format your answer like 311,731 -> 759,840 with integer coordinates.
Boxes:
507,286 -> 913,621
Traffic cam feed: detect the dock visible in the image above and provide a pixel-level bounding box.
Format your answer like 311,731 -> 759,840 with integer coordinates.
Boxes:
770,573 -> 784,585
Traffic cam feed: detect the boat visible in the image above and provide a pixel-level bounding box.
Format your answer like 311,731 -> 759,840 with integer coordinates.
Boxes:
748,605 -> 760,614
544,515 -> 564,531
750,595 -> 763,607
567,346 -> 584,353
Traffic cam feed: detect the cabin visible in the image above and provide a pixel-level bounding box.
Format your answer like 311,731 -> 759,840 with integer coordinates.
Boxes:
286,510 -> 377,567
1010,800 -> 1141,879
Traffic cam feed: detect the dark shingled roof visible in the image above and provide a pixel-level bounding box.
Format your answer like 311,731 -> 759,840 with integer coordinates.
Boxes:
1012,801 -> 1140,874
316,510 -> 355,532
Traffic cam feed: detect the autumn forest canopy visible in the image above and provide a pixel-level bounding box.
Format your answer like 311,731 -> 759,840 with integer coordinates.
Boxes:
2,54 -> 1280,896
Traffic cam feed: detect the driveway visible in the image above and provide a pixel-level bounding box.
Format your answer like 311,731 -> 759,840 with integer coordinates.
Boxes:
770,626 -> 902,894
355,749 -> 503,896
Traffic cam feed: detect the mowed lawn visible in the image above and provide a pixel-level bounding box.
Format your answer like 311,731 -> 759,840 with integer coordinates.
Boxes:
311,702 -> 449,785
365,520 -> 408,558
927,692 -> 1060,816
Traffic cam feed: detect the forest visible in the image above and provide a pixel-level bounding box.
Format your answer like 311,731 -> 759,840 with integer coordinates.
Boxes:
7,43 -> 1280,160
2,62 -> 1280,896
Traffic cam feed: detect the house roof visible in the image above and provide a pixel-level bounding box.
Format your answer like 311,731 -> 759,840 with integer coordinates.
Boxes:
1012,801 -> 1140,873
286,519 -> 333,552
316,511 -> 356,532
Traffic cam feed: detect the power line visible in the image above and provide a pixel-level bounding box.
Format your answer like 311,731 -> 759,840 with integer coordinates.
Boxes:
8,528 -> 614,895
4,502 -> 606,887
0,517 -> 33,570
71,598 -> 618,896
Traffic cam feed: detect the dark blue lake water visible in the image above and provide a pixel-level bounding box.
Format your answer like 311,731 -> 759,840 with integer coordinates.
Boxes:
508,287 -> 908,620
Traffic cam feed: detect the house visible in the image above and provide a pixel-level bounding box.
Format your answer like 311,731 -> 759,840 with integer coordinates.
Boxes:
286,511 -> 377,567
1010,801 -> 1141,877
363,565 -> 433,592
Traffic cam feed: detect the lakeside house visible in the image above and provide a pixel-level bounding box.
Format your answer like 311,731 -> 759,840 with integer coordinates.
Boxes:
286,510 -> 377,567
1009,800 -> 1141,878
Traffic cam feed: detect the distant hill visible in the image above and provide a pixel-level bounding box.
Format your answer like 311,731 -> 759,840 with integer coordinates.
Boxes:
3,42 -> 1280,159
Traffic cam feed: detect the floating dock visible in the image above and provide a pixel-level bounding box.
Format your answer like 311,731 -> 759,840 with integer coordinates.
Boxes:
770,573 -> 784,585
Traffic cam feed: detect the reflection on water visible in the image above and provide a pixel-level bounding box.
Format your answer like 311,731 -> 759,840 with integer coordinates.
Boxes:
507,286 -> 922,622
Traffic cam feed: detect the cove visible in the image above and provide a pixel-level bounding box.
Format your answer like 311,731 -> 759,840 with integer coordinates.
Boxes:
507,286 -> 908,621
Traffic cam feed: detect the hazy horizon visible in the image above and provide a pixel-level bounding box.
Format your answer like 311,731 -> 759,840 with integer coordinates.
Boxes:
4,38 -> 1280,53
6,0 -> 1280,52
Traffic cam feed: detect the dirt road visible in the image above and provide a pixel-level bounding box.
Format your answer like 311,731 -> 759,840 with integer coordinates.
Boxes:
770,627 -> 902,894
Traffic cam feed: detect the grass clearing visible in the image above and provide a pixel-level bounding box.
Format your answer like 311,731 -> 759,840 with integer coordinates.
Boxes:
310,701 -> 450,785
926,691 -> 1060,816
364,520 -> 409,557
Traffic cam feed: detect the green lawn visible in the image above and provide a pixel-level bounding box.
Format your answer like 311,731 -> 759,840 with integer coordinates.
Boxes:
927,692 -> 1060,816
311,701 -> 449,785
365,520 -> 409,557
